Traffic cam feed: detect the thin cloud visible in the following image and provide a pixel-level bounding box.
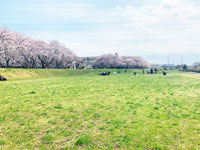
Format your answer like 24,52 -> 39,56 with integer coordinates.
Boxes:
1,0 -> 200,64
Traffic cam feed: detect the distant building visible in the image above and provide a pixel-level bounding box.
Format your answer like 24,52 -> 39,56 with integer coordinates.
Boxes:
79,57 -> 96,69
72,61 -> 77,69
150,64 -> 161,69
193,62 -> 200,67
175,65 -> 183,70
160,64 -> 176,70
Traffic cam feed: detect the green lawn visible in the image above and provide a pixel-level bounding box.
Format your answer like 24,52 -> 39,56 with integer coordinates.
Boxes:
0,69 -> 199,150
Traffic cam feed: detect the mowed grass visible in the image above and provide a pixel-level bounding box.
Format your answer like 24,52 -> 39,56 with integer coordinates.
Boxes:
0,69 -> 200,150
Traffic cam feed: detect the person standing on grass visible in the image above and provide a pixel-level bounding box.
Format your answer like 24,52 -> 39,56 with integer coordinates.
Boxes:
155,68 -> 158,74
151,69 -> 154,74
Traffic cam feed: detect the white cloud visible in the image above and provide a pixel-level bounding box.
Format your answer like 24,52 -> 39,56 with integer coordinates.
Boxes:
21,0 -> 200,64
116,0 -> 200,54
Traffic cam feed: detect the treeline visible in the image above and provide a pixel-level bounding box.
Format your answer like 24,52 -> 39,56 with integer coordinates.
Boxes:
0,28 -> 78,68
94,54 -> 149,69
0,28 -> 149,69
186,67 -> 200,73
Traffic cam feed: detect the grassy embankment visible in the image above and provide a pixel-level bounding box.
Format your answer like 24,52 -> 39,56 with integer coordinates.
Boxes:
0,69 -> 199,149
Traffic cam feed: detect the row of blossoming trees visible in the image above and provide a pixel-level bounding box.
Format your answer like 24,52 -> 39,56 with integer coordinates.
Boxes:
0,28 -> 78,68
0,28 -> 149,69
94,54 -> 150,69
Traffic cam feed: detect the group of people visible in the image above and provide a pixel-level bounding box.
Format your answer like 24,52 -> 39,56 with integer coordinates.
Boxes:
145,69 -> 167,76
146,68 -> 158,74
98,70 -> 121,76
0,75 -> 7,81
98,71 -> 111,76
131,68 -> 167,76
98,69 -> 167,76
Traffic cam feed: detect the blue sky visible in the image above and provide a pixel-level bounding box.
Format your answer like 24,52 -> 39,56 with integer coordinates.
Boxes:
1,0 -> 200,65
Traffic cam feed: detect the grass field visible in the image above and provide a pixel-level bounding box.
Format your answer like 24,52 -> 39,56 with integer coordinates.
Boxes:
0,69 -> 200,150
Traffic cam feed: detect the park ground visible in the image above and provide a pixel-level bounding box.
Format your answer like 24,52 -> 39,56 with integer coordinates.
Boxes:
0,69 -> 199,150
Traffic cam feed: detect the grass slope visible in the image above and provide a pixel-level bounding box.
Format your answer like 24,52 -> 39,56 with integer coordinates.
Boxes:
0,68 -> 103,81
0,69 -> 199,149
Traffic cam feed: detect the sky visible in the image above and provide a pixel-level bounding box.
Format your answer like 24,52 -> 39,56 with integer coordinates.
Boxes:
0,0 -> 200,65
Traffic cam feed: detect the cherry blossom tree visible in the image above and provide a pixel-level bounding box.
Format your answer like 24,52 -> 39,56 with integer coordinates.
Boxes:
121,56 -> 149,69
0,28 -> 78,69
0,28 -> 149,69
94,54 -> 123,69
18,38 -> 39,68
94,54 -> 149,69
49,41 -> 78,68
0,28 -> 17,67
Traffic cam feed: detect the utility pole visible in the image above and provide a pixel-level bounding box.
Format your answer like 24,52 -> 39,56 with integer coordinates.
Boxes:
167,56 -> 170,67
181,57 -> 183,65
